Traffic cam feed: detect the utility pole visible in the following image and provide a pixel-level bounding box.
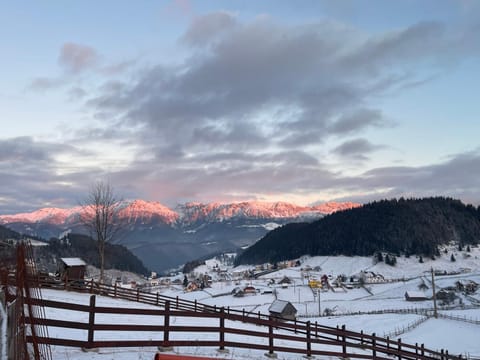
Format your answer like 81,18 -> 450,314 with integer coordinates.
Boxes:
431,267 -> 438,318
318,289 -> 321,316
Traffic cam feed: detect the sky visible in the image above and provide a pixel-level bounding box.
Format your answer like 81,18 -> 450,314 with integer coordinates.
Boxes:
1,0 -> 480,214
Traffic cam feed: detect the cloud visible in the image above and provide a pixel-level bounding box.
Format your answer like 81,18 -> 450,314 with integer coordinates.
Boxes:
28,77 -> 65,92
5,13 -> 480,213
86,14 -> 476,158
0,137 -> 59,163
333,138 -> 385,161
181,11 -> 237,46
331,149 -> 480,205
330,109 -> 387,135
0,137 -> 100,214
58,42 -> 99,74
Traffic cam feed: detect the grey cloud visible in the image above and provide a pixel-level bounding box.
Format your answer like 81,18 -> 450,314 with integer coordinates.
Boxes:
88,15 -> 474,157
59,42 -> 99,74
100,60 -> 136,75
181,11 -> 238,46
0,137 -> 58,163
333,138 -> 384,160
336,149 -> 480,204
330,109 -> 386,135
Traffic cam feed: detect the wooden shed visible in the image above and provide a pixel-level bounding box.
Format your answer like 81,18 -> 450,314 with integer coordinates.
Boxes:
268,300 -> 297,320
404,291 -> 428,301
59,257 -> 86,281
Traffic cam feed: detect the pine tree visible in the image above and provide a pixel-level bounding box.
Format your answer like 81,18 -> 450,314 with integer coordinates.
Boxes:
450,254 -> 456,262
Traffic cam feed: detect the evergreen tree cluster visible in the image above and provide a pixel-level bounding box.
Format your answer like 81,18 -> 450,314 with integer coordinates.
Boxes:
235,197 -> 480,265
36,233 -> 150,275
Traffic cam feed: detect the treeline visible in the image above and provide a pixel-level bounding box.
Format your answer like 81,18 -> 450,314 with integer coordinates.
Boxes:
34,234 -> 150,275
235,197 -> 480,265
1,224 -> 150,275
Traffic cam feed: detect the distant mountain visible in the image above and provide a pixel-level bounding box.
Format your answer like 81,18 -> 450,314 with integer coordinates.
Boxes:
0,199 -> 359,272
235,197 -> 480,266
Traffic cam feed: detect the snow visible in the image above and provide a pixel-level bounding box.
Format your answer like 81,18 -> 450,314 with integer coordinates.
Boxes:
31,247 -> 480,359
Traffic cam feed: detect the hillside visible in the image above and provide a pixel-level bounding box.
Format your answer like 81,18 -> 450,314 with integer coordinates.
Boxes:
0,225 -> 149,275
35,233 -> 150,275
235,197 -> 480,265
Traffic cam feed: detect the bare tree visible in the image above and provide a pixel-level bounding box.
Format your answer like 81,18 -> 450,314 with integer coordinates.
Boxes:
80,180 -> 122,283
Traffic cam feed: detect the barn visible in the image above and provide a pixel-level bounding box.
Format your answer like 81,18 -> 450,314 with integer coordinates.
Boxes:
59,257 -> 86,282
268,300 -> 297,320
404,291 -> 429,301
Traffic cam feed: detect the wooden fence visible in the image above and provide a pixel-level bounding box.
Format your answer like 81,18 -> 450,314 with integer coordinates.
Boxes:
1,276 -> 464,360
23,294 -> 460,360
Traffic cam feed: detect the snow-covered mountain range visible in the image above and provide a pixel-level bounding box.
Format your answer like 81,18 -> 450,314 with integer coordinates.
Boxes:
0,199 -> 358,226
0,199 -> 359,272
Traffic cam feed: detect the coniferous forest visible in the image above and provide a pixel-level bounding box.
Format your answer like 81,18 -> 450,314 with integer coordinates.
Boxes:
235,197 -> 480,265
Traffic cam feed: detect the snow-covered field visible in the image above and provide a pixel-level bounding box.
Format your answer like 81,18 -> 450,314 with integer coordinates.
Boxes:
39,247 -> 480,359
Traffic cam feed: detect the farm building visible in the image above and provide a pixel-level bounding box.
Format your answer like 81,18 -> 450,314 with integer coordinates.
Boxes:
404,291 -> 429,301
268,300 -> 297,320
59,257 -> 86,281
278,276 -> 292,285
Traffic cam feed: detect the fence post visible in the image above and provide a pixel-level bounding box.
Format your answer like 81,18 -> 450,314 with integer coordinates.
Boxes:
315,321 -> 318,338
336,325 -> 339,340
421,343 -> 424,357
341,324 -> 347,358
398,338 -> 402,360
86,295 -> 96,349
156,292 -> 159,306
306,321 -> 312,358
415,343 -> 419,359
163,301 -> 170,348
441,349 -> 445,360
89,279 -> 94,294
361,330 -> 364,345
219,307 -> 226,351
136,288 -> 140,302
114,282 -> 117,298
194,299 -> 197,312
372,333 -> 376,360
267,315 -> 275,357
176,296 -> 179,309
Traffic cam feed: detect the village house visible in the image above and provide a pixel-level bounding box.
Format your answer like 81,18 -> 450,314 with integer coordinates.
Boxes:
268,300 -> 297,320
58,257 -> 86,282
404,291 -> 429,301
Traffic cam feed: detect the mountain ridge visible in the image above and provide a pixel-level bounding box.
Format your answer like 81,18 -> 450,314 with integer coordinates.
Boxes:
0,199 -> 360,226
0,199 -> 360,272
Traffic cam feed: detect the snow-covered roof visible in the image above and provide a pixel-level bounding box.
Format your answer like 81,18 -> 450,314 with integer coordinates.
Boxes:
268,299 -> 295,313
60,257 -> 86,266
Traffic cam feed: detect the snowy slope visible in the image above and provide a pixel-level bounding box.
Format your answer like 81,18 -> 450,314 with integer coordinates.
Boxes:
37,247 -> 480,359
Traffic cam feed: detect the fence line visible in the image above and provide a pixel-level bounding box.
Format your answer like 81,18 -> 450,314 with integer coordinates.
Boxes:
2,274 -> 471,360
383,316 -> 430,338
22,294 -> 461,360
436,313 -> 480,325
